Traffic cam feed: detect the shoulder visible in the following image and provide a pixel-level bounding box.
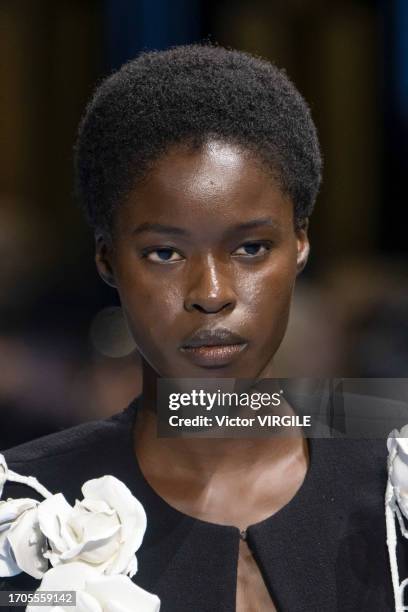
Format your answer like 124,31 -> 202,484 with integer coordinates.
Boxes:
4,404 -> 133,464
313,437 -> 388,484
308,386 -> 397,493
1,402 -> 137,504
309,437 -> 388,522
0,403 -> 142,598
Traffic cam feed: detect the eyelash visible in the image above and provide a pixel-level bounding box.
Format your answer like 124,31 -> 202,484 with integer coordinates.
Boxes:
141,241 -> 273,263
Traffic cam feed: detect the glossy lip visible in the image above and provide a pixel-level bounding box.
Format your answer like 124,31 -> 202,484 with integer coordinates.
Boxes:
180,343 -> 247,368
181,327 -> 247,348
180,327 -> 248,367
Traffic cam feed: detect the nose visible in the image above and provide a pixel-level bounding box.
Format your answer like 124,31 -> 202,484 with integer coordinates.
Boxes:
184,255 -> 237,314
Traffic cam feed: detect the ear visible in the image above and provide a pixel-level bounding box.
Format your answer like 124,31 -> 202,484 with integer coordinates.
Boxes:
95,234 -> 117,288
295,218 -> 310,275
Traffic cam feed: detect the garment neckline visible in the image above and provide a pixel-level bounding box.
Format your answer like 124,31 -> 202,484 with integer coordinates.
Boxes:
119,395 -> 320,537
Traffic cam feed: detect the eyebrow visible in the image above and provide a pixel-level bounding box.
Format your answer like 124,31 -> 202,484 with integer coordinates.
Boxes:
132,222 -> 188,236
232,218 -> 278,232
132,217 -> 278,237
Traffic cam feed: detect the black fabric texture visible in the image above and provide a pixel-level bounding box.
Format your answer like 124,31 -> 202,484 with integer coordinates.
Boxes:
0,398 -> 398,611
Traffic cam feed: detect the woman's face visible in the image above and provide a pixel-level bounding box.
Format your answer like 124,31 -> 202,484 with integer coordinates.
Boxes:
96,140 -> 309,379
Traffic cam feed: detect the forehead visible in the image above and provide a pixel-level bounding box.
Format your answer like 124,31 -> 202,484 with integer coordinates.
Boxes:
118,140 -> 293,234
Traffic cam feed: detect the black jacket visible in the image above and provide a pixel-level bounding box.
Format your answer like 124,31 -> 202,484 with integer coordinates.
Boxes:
0,398 -> 397,611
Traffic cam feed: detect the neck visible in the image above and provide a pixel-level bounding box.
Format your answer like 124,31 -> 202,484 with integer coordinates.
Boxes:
135,360 -> 307,479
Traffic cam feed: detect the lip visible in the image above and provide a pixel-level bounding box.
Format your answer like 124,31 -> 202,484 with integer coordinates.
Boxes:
180,327 -> 248,367
180,343 -> 247,367
181,327 -> 247,348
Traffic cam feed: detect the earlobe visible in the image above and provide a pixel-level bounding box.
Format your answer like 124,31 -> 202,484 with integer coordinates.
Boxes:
296,245 -> 309,275
295,219 -> 310,275
95,235 -> 117,288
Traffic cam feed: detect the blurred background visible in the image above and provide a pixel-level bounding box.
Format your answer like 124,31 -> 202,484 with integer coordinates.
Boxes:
0,0 -> 407,449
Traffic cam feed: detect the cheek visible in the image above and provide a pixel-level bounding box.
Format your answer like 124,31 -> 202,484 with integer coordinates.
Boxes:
238,258 -> 297,362
239,252 -> 297,315
117,274 -> 183,344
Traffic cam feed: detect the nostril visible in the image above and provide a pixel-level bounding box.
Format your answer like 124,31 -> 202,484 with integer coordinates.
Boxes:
193,304 -> 208,314
191,300 -> 234,314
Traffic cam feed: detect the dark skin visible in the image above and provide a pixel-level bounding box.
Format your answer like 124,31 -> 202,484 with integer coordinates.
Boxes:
96,139 -> 310,611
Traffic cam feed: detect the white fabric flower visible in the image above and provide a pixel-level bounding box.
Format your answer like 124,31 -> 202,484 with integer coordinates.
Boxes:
38,476 -> 146,577
26,561 -> 160,612
0,498 -> 48,578
387,425 -> 408,517
0,455 -> 7,499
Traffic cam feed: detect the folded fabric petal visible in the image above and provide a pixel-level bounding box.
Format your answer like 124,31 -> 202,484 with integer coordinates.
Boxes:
38,476 -> 146,577
388,426 -> 408,518
0,498 -> 47,579
27,561 -> 160,612
81,476 -> 146,576
7,505 -> 48,578
0,455 -> 7,500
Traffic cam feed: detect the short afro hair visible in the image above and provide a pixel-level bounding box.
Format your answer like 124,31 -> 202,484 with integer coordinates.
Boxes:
75,43 -> 322,236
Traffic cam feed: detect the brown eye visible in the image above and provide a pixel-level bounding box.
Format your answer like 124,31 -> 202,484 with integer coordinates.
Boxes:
232,242 -> 271,257
145,248 -> 183,263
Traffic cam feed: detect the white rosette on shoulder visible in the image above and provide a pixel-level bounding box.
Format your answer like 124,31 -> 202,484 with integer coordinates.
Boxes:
0,455 -> 7,499
0,453 -> 160,612
386,426 -> 408,611
0,498 -> 48,578
26,562 -> 160,612
38,476 -> 146,577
